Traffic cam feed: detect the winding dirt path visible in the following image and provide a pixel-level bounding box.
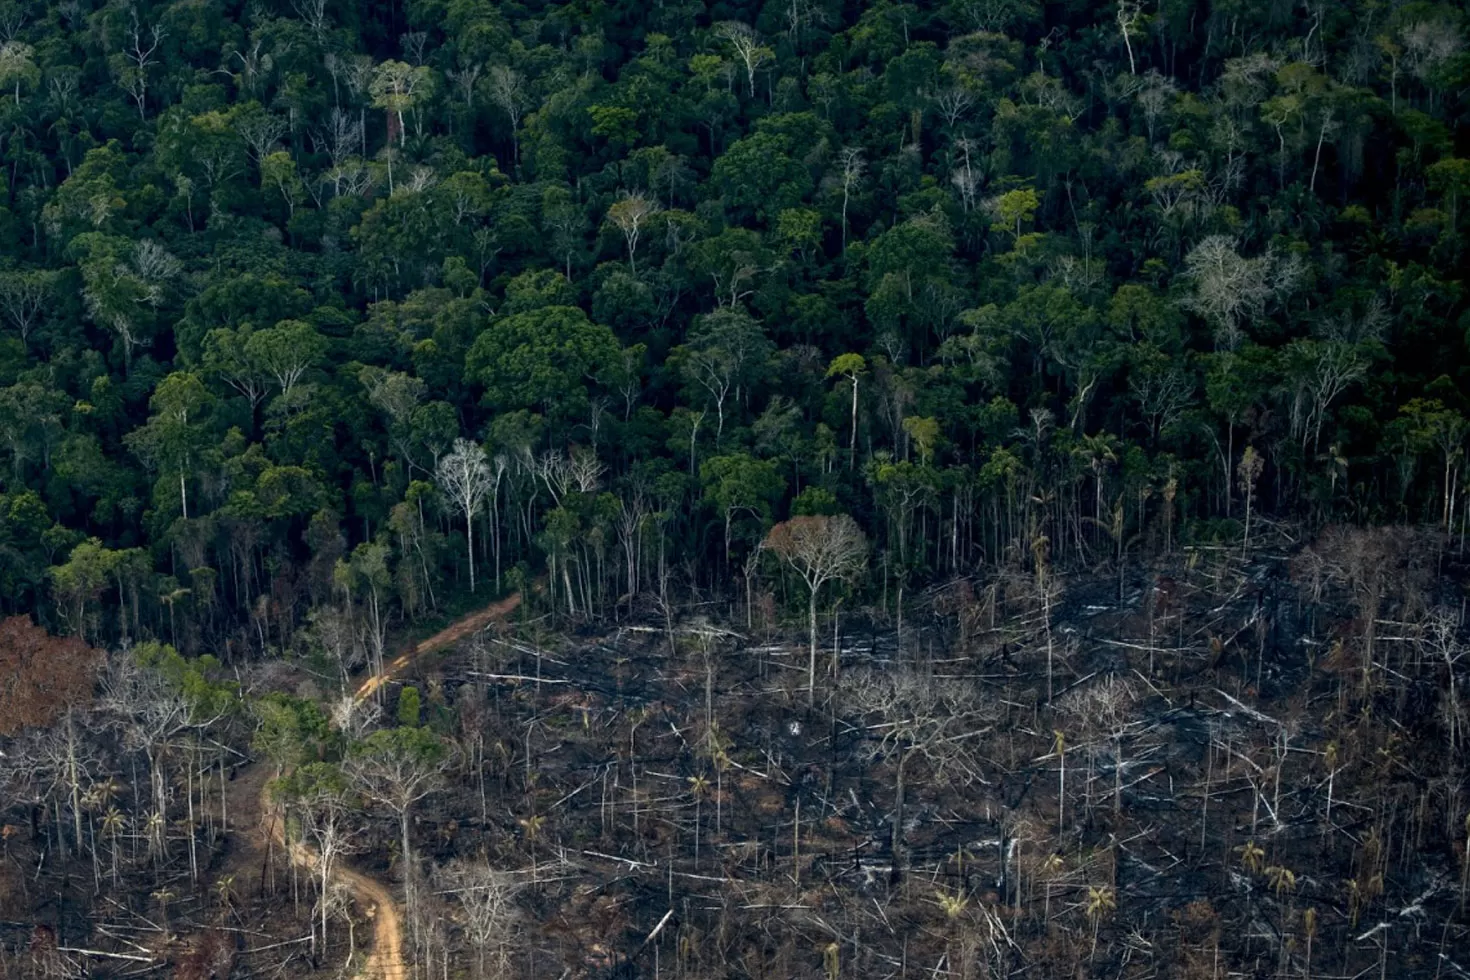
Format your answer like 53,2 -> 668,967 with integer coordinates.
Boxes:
258,593 -> 522,979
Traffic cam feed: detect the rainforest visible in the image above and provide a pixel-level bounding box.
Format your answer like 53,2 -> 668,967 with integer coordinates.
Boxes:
0,0 -> 1469,977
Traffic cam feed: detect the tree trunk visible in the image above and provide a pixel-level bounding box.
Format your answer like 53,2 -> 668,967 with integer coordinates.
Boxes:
466,512 -> 476,592
890,750 -> 909,870
399,806 -> 415,964
807,589 -> 819,705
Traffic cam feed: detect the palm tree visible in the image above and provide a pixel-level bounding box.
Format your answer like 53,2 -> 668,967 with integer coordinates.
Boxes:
519,813 -> 546,882
1074,431 -> 1119,547
100,807 -> 127,885
1086,884 -> 1116,961
214,873 -> 236,922
1237,839 -> 1266,875
1266,865 -> 1297,966
688,773 -> 710,866
152,887 -> 177,938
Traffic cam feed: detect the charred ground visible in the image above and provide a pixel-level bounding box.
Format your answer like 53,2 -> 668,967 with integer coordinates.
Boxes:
3,524 -> 1470,980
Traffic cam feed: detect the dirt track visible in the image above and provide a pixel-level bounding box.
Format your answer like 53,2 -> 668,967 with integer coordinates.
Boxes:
355,592 -> 523,703
258,592 -> 521,979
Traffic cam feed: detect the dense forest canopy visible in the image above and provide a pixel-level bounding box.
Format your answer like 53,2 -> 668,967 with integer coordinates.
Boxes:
0,0 -> 1464,640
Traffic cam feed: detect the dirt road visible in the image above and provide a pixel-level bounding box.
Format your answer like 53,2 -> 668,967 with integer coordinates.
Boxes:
258,592 -> 521,979
355,592 -> 523,703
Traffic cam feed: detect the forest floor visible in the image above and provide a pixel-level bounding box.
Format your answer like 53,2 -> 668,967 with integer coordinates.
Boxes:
229,591 -> 522,980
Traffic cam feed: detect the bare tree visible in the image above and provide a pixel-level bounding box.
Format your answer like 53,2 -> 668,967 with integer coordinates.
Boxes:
117,11 -> 165,120
837,147 -> 864,250
0,270 -> 55,346
714,21 -> 772,98
1057,675 -> 1140,817
843,668 -> 989,867
606,193 -> 660,276
764,515 -> 868,704
447,63 -> 481,109
1116,0 -> 1143,74
235,110 -> 287,164
1180,235 -> 1302,351
950,138 -> 980,212
436,438 -> 495,593
101,653 -> 196,869
329,691 -> 382,742
1283,339 -> 1368,454
933,87 -> 975,132
290,0 -> 330,45
440,858 -> 521,976
486,65 -> 531,166
307,604 -> 363,692
284,765 -> 357,959
1134,70 -> 1178,143
31,707 -> 101,871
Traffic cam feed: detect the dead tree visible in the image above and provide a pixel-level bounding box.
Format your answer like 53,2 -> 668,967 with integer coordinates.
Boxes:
1056,675 -> 1140,819
279,763 -> 358,959
842,667 -> 989,870
438,858 -> 521,976
0,617 -> 102,736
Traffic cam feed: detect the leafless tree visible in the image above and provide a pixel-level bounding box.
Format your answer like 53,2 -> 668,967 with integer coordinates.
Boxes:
306,604 -> 362,692
1284,339 -> 1368,453
235,110 -> 287,164
486,65 -> 531,165
0,270 -> 55,346
32,707 -> 104,875
606,193 -> 660,276
294,772 -> 357,957
764,515 -> 868,703
131,240 -> 182,308
933,87 -> 975,132
1057,675 -> 1140,817
1179,235 -> 1302,351
328,692 -> 381,742
100,654 -> 197,869
1134,70 -> 1177,143
439,858 -> 521,976
1421,609 -> 1469,756
782,0 -> 829,43
1129,363 -> 1194,440
447,62 -> 481,109
843,668 -> 989,867
1116,0 -> 1143,74
290,0 -> 331,45
837,147 -> 864,249
118,11 -> 165,120
345,732 -> 450,962
714,22 -> 772,98
437,439 -> 495,593
400,31 -> 428,65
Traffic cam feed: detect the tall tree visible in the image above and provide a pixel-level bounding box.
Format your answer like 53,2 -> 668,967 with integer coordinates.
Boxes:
346,725 -> 448,966
765,515 -> 869,704
436,438 -> 495,593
